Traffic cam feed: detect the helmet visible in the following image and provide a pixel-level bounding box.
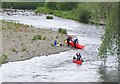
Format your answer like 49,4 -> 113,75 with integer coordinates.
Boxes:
76,52 -> 80,56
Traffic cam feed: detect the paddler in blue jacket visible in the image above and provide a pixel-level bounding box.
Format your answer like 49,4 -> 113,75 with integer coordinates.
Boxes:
72,35 -> 78,48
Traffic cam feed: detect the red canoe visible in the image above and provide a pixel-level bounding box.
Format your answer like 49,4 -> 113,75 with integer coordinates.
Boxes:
72,60 -> 83,65
66,41 -> 85,49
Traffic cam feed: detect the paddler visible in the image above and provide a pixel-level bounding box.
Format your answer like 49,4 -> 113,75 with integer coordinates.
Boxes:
72,35 -> 78,48
66,35 -> 72,47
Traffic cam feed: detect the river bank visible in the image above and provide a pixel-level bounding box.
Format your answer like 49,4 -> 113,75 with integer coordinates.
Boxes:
1,21 -> 71,63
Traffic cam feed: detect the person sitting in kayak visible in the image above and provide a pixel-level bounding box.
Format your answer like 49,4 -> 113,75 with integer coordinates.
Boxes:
76,52 -> 82,60
66,35 -> 72,47
72,36 -> 78,48
73,52 -> 81,60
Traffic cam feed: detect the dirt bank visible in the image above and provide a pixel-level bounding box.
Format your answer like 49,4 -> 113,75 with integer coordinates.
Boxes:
1,21 -> 71,62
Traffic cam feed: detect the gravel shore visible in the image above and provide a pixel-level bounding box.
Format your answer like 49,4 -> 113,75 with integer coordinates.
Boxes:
2,21 -> 71,62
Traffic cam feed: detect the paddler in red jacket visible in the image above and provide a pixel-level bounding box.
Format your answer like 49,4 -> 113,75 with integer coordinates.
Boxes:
66,35 -> 72,47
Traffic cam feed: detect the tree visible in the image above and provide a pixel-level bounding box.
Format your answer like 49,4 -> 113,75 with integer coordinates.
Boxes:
74,3 -> 91,23
92,2 -> 119,62
45,2 -> 57,10
56,2 -> 78,11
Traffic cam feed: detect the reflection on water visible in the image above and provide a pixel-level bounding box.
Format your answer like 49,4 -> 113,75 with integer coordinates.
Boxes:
98,62 -> 118,82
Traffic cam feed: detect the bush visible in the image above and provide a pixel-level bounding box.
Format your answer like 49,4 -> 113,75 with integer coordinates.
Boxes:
42,36 -> 47,40
32,35 -> 42,41
58,28 -> 67,34
21,47 -> 26,52
35,7 -> 53,14
34,3 -> 91,24
74,4 -> 91,23
45,2 -> 57,10
46,16 -> 53,19
12,48 -> 16,52
56,2 -> 78,11
0,54 -> 8,64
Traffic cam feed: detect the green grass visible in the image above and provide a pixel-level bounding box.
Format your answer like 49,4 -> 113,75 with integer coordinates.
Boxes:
32,35 -> 42,41
42,36 -> 47,40
58,28 -> 67,34
35,7 -> 74,20
32,35 -> 48,41
0,54 -> 8,64
1,20 -> 31,31
35,6 -> 91,24
21,47 -> 26,52
12,48 -> 16,52
35,7 -> 53,14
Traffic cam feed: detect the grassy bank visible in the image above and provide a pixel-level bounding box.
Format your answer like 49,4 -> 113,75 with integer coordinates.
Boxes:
34,7 -> 74,20
34,3 -> 91,24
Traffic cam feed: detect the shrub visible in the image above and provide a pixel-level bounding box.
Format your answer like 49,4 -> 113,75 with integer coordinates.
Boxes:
58,28 -> 67,34
12,48 -> 16,52
45,2 -> 57,10
42,36 -> 47,40
74,4 -> 91,23
21,47 -> 26,52
0,54 -> 8,64
32,35 -> 42,41
35,7 -> 53,14
58,28 -> 62,33
46,16 -> 53,19
56,2 -> 78,11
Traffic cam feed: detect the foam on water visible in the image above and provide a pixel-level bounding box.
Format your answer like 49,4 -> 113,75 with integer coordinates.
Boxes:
1,51 -> 102,82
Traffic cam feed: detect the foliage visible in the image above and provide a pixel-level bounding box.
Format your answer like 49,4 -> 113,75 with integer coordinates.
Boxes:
53,10 -> 74,20
58,28 -> 67,34
74,3 -> 91,23
0,54 -> 8,64
21,47 -> 26,52
56,2 -> 78,11
35,3 -> 91,23
12,48 -> 16,52
32,35 -> 42,41
91,3 -> 119,60
42,36 -> 47,40
45,2 -> 57,10
32,35 -> 47,41
2,2 -> 44,9
35,7 -> 53,14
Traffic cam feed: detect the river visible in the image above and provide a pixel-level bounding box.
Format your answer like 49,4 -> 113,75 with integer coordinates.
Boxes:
0,10 -> 118,82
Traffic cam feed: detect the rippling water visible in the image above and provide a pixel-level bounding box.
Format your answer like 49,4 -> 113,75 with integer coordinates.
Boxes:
0,11 -> 118,82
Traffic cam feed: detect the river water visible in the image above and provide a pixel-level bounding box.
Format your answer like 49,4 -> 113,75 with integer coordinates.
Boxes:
0,10 -> 118,82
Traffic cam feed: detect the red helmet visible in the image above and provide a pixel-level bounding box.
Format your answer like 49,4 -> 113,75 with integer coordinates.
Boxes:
76,52 -> 80,56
